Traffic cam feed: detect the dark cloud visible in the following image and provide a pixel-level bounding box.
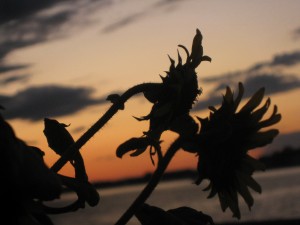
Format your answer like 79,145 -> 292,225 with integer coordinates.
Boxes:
243,73 -> 300,95
102,11 -> 146,33
0,85 -> 108,121
1,5 -> 79,59
0,74 -> 29,85
193,73 -> 300,111
195,49 -> 300,111
0,0 -> 59,25
0,64 -> 30,74
203,50 -> 300,83
270,51 -> 300,66
0,0 -> 110,79
101,0 -> 189,33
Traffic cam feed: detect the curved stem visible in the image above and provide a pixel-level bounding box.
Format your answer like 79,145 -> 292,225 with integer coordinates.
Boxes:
51,83 -> 161,173
114,137 -> 182,225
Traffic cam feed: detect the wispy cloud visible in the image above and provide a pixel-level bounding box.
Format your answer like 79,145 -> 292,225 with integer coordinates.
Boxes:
203,50 -> 300,83
102,11 -> 146,33
194,73 -> 300,111
292,27 -> 300,40
0,85 -> 109,121
0,74 -> 30,85
0,64 -> 30,74
270,51 -> 300,66
101,0 -> 191,33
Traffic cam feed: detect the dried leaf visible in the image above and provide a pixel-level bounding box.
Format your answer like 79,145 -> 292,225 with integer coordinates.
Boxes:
116,137 -> 151,158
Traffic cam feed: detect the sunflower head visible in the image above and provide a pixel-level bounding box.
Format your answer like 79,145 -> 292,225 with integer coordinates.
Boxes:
191,82 -> 281,219
117,29 -> 211,160
141,29 -> 211,138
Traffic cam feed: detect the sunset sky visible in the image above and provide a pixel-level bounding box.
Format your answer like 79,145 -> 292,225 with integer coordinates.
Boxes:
1,0 -> 300,182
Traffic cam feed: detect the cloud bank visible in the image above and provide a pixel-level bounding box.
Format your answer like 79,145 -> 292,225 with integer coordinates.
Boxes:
0,0 -> 110,83
193,50 -> 300,111
0,85 -> 108,121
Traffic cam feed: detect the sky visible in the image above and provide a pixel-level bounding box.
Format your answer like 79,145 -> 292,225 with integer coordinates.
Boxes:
1,0 -> 300,182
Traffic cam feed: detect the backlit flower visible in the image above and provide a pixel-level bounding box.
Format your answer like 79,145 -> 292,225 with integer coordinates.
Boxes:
188,83 -> 281,219
117,29 -> 211,159
141,29 -> 211,139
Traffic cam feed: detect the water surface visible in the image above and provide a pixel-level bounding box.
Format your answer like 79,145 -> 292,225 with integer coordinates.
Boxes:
50,166 -> 300,225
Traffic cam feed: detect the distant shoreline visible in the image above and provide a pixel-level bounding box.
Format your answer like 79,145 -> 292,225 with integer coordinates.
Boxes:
61,147 -> 300,192
92,146 -> 300,189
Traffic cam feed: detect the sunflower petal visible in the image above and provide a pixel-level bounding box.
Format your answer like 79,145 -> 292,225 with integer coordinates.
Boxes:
240,87 -> 265,113
233,82 -> 244,112
251,98 -> 270,123
245,129 -> 279,149
224,86 -> 234,104
258,105 -> 282,128
190,29 -> 204,68
243,155 -> 266,171
218,191 -> 229,212
235,174 -> 254,210
236,171 -> 262,193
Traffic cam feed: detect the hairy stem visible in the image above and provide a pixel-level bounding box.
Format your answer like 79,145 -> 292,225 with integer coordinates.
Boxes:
114,137 -> 182,225
51,83 -> 161,173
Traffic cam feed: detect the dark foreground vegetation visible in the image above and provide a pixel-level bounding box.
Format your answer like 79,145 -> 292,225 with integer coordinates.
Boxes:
217,218 -> 300,225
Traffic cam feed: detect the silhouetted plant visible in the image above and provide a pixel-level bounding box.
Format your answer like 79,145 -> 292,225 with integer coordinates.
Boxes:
0,29 -> 281,225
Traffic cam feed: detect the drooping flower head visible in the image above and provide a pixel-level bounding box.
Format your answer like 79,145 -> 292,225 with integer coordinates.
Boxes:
141,28 -> 211,138
117,29 -> 211,159
186,83 -> 281,219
